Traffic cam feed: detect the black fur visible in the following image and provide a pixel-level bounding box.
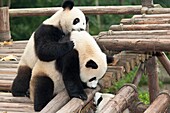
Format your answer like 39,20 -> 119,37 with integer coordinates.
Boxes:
107,56 -> 114,64
34,76 -> 54,111
86,60 -> 98,69
62,0 -> 74,10
11,66 -> 32,97
97,96 -> 103,106
57,49 -> 87,100
34,24 -> 74,61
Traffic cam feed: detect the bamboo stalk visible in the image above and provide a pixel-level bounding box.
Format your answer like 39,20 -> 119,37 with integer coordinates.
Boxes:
156,52 -> 170,76
144,90 -> 170,113
110,24 -> 170,31
145,56 -> 159,103
99,84 -> 138,113
97,38 -> 170,52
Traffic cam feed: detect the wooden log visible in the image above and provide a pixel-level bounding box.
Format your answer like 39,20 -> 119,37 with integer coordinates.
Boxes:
0,102 -> 34,112
99,30 -> 170,36
109,24 -> 170,31
141,0 -> 153,7
147,8 -> 170,14
0,7 -> 11,41
0,96 -> 32,103
144,90 -> 170,113
99,84 -> 138,113
9,6 -> 144,17
96,38 -> 170,52
0,79 -> 13,91
40,90 -> 70,113
133,14 -> 170,18
0,64 -> 18,68
0,49 -> 24,54
156,52 -> 170,76
98,35 -> 170,39
145,56 -> 159,103
132,63 -> 145,86
56,87 -> 100,113
121,18 -> 170,24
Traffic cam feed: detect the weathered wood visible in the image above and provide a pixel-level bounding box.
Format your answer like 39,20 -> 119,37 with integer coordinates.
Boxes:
99,30 -> 170,36
110,24 -> 170,31
141,0 -> 153,7
156,52 -> 170,76
133,14 -> 170,18
9,6 -> 144,17
0,102 -> 34,112
0,49 -> 24,54
132,63 -> 145,86
97,38 -> 170,52
0,95 -> 32,103
40,90 -> 70,113
56,87 -> 100,113
144,90 -> 170,113
99,84 -> 138,113
0,79 -> 12,91
129,102 -> 148,113
0,7 -> 11,41
145,56 -> 159,103
121,18 -> 170,24
98,35 -> 170,39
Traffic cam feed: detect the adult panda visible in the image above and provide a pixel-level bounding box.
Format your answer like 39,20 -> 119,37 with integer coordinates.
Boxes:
94,92 -> 130,113
11,0 -> 88,97
30,31 -> 113,111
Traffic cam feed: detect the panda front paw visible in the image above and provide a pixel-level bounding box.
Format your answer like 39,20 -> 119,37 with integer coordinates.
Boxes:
71,92 -> 87,101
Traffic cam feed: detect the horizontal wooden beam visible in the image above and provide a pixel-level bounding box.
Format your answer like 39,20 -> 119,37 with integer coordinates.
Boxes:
121,18 -> 170,24
133,14 -> 170,18
8,5 -> 164,17
9,6 -> 142,17
110,24 -> 170,31
97,38 -> 170,52
99,30 -> 170,36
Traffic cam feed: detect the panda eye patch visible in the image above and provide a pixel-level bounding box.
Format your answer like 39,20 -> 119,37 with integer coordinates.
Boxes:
89,77 -> 96,82
73,18 -> 80,25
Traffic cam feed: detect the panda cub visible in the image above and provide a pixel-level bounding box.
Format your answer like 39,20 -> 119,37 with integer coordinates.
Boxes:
11,0 -> 88,97
94,92 -> 130,113
30,31 -> 112,111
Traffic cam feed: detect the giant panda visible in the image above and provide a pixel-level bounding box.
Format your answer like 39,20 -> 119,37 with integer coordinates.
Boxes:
94,92 -> 130,113
30,31 -> 113,111
11,0 -> 88,97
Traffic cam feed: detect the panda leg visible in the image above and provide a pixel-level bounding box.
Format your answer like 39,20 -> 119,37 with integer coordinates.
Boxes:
61,50 -> 87,100
11,66 -> 31,97
30,76 -> 54,111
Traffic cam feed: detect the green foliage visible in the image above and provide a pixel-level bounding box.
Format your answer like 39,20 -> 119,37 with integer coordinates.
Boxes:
138,91 -> 150,105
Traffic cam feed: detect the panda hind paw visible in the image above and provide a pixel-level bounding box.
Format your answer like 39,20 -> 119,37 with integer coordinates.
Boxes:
71,93 -> 87,101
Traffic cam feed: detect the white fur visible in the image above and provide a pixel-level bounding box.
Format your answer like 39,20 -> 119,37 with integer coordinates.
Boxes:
70,31 -> 107,88
94,92 -> 130,113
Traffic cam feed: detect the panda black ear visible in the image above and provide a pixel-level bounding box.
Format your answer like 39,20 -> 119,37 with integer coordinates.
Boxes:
62,0 -> 74,10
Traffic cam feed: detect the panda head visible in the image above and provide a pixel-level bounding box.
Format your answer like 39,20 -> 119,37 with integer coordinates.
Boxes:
43,0 -> 87,34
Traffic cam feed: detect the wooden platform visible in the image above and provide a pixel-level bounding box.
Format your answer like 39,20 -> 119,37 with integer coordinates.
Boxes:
0,39 -> 148,112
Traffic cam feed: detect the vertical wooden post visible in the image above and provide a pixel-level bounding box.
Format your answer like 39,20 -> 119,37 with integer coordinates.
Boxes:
156,52 -> 170,76
141,0 -> 154,7
0,6 -> 11,41
145,56 -> 159,103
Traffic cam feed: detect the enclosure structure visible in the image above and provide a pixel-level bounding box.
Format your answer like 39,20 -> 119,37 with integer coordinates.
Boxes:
0,0 -> 170,112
